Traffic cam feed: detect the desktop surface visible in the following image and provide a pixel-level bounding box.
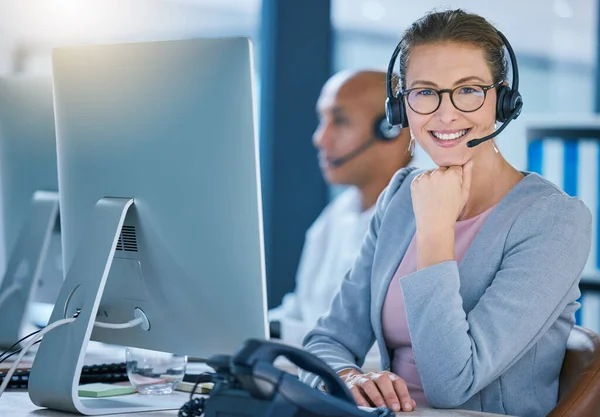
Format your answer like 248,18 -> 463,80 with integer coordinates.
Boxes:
0,392 -> 517,417
0,341 -> 515,417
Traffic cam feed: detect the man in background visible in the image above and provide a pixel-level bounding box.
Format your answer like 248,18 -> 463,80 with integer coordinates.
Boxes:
269,70 -> 412,349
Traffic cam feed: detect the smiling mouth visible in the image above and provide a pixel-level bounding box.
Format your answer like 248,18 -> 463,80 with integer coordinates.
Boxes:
429,129 -> 471,141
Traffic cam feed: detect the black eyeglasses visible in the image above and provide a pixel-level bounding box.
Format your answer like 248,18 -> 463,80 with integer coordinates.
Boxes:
401,82 -> 502,115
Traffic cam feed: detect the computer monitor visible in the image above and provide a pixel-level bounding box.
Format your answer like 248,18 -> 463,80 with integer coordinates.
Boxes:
29,37 -> 267,415
0,76 -> 61,348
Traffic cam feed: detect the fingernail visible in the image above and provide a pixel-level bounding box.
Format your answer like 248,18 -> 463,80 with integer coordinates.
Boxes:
392,402 -> 400,411
404,402 -> 413,411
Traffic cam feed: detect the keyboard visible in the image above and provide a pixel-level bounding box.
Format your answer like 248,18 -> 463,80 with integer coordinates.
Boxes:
1,362 -> 128,390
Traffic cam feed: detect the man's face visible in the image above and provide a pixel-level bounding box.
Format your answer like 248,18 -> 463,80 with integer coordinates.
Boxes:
313,86 -> 378,186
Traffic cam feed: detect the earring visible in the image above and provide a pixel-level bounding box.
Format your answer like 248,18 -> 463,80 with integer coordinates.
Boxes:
408,135 -> 415,157
492,139 -> 499,154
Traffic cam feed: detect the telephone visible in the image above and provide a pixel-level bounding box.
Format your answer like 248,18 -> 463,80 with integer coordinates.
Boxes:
179,338 -> 394,417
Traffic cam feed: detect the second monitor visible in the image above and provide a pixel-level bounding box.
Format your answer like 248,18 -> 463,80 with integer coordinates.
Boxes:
0,76 -> 61,347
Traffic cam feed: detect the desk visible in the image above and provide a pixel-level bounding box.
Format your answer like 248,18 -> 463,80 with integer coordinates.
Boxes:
0,391 -> 514,417
0,341 -> 513,417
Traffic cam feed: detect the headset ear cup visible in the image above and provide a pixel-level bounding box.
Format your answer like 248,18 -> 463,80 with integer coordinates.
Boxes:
399,95 -> 409,129
495,85 -> 509,123
509,90 -> 523,120
496,86 -> 523,123
385,96 -> 402,127
385,93 -> 409,129
374,115 -> 401,141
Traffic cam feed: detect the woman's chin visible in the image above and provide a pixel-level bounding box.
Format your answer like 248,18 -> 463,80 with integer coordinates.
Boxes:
431,156 -> 469,168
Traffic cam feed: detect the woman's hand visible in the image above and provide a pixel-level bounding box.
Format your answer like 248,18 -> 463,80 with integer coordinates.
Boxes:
338,369 -> 417,412
410,161 -> 473,269
410,161 -> 473,234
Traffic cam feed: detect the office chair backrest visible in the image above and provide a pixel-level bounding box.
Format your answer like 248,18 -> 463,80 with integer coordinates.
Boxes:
548,325 -> 600,417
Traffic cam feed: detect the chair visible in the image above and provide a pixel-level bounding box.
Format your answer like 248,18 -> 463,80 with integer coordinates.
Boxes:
548,326 -> 600,416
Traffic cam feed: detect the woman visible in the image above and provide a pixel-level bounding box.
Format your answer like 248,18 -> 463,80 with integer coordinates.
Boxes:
300,9 -> 591,417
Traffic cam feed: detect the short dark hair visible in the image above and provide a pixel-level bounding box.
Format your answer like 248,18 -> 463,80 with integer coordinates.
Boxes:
397,9 -> 508,91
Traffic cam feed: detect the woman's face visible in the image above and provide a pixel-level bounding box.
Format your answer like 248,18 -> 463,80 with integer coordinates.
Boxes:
404,42 -> 498,167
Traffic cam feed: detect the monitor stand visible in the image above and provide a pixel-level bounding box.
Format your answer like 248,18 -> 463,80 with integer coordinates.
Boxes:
0,191 -> 59,349
28,198 -> 184,415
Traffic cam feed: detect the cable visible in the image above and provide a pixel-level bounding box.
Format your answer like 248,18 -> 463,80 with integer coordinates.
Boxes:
0,340 -> 41,366
0,284 -> 20,309
0,329 -> 41,363
179,397 -> 206,417
0,313 -> 146,398
0,315 -> 141,363
93,317 -> 144,330
0,317 -> 75,398
179,372 -> 213,417
0,316 -> 141,363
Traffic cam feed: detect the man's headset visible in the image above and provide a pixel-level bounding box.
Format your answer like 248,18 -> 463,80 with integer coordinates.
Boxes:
328,115 -> 402,167
384,31 -> 523,148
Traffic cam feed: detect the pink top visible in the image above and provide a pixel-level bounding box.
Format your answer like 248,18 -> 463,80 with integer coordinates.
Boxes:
381,205 -> 496,406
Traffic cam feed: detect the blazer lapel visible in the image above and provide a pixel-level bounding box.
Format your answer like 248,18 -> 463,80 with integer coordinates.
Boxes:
371,171 -> 418,337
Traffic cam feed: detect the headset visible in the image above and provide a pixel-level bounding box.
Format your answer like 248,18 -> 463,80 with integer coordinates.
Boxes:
384,30 -> 523,148
328,114 -> 402,168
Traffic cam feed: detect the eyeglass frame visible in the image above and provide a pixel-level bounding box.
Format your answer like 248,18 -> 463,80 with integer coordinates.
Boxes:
400,81 -> 503,115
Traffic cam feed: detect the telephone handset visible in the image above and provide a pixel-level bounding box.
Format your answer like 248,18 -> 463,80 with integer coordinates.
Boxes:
231,338 -> 354,401
195,338 -> 394,417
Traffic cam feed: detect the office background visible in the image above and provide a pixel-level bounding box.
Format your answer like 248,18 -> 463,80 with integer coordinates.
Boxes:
0,0 -> 599,328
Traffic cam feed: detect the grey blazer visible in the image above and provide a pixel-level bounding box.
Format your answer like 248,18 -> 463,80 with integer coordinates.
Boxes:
300,167 -> 592,417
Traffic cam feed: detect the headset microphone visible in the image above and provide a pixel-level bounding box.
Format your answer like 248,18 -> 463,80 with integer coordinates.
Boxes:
326,115 -> 401,168
466,101 -> 522,148
327,138 -> 377,167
